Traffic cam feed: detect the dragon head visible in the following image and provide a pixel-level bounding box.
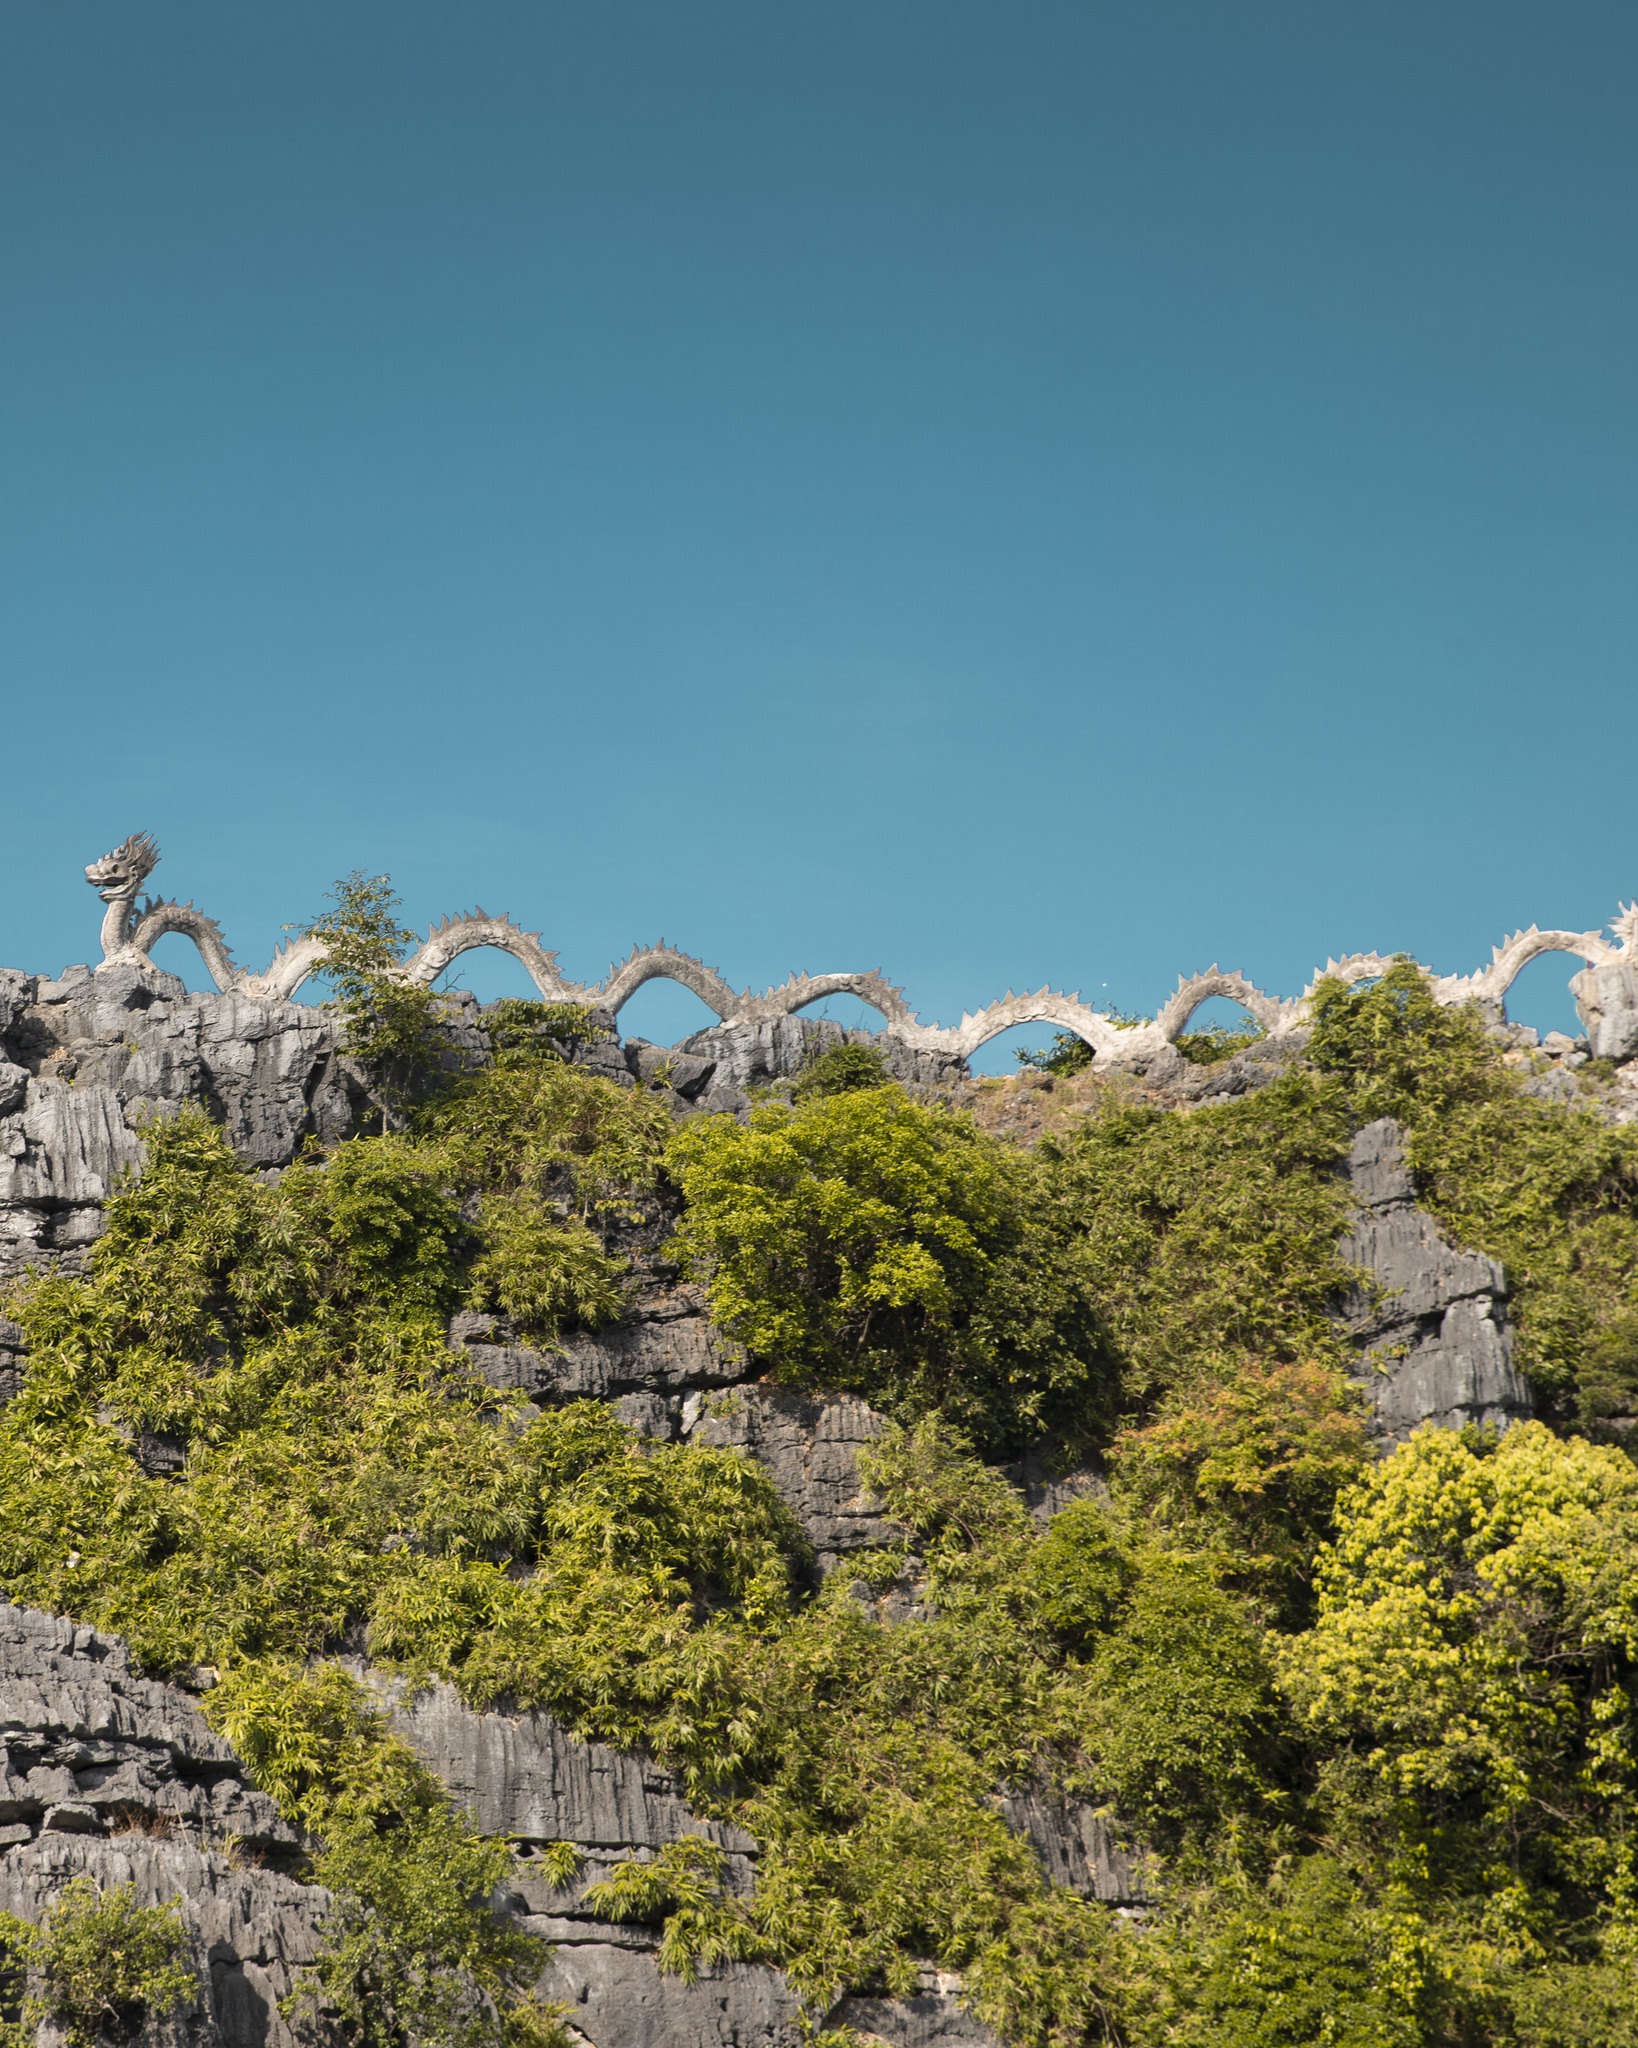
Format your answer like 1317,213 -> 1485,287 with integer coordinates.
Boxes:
85,832 -> 160,904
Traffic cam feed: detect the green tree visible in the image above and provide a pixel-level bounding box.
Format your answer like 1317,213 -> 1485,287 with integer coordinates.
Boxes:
793,1041 -> 893,1100
1029,1077 -> 1357,1412
1109,1361 -> 1374,1622
1278,1422 -> 1638,1943
666,1086 -> 1110,1453
302,872 -> 448,1124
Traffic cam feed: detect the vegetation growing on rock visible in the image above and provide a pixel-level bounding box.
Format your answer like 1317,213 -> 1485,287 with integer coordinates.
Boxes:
0,1880 -> 194,2048
4,917 -> 1638,2044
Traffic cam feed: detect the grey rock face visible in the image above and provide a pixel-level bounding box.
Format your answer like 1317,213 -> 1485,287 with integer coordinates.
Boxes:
0,1603 -> 328,2048
0,964 -> 363,1281
538,1941 -> 803,2048
0,1318 -> 29,1406
995,1783 -> 1153,1905
1573,959 -> 1638,1062
1142,1029 -> 1311,1104
372,1677 -> 755,1880
1004,1445 -> 1106,1529
0,1835 -> 329,2048
674,1017 -> 966,1114
1339,1120 -> 1533,1440
373,1678 -> 812,2047
681,1385 -> 900,1571
0,1604 -> 293,1851
379,1679 -> 1010,2048
830,1984 -> 998,2047
453,1284 -> 751,1406
0,973 -> 39,1053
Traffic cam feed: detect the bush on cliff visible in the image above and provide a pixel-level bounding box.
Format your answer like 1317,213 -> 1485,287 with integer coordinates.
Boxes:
0,1880 -> 194,2048
666,1086 -> 1113,1455
301,872 -> 451,1125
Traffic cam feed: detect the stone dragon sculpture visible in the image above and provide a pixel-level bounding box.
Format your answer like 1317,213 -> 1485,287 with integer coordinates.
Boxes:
83,833 -> 1638,1065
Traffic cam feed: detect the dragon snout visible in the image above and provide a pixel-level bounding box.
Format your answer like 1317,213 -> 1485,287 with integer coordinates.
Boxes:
85,861 -> 129,900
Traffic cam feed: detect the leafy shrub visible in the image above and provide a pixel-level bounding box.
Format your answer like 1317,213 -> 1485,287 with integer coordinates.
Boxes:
482,999 -> 609,1064
793,1042 -> 893,1100
1110,1362 -> 1374,1622
423,1045 -> 668,1228
666,1087 -> 1111,1454
1162,1855 -> 1435,2048
1278,1421 -> 1638,1932
0,1880 -> 193,2048
580,1838 -> 766,1983
1014,1031 -> 1094,1077
1074,1554 -> 1279,1851
0,1105 -> 798,2048
1027,1499 -> 1137,1650
1030,1076 -> 1357,1411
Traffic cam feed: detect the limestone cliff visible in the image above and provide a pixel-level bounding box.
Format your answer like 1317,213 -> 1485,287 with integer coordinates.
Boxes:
0,953 -> 1560,2048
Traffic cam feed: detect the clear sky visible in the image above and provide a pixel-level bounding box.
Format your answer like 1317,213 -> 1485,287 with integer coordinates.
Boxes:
3,2 -> 1634,1058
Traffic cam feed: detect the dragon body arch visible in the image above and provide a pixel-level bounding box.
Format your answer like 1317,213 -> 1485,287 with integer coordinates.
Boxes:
80,835 -> 1638,1068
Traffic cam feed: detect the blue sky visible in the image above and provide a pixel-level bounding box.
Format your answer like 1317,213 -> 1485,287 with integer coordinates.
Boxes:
3,2 -> 1634,1059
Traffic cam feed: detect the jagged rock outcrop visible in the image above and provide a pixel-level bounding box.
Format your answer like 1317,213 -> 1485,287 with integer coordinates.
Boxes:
679,1385 -> 900,1572
451,1284 -> 749,1407
371,1676 -> 757,1889
366,1676 -> 806,2048
831,1981 -> 999,2047
1340,1119 -> 1534,1440
0,1603 -> 328,2048
0,963 -> 364,1281
671,1017 -> 966,1111
373,1681 -> 1013,2047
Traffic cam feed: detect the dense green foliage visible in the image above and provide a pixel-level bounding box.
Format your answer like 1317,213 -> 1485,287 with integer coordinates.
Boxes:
0,1881 -> 193,2048
667,1087 -> 1111,1453
1028,1077 -> 1358,1412
6,930 -> 1638,2044
792,1040 -> 893,1099
1281,1422 -> 1638,1946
